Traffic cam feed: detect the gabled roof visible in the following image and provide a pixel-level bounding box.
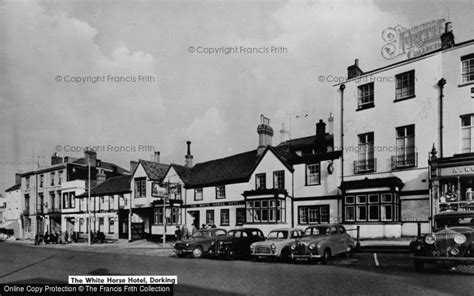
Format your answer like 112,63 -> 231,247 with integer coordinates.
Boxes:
73,158 -> 129,174
5,183 -> 21,192
89,175 -> 131,197
166,163 -> 192,184
187,150 -> 260,188
138,160 -> 170,181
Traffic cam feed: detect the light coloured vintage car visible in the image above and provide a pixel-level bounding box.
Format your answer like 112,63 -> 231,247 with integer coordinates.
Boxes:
289,223 -> 355,264
250,228 -> 303,262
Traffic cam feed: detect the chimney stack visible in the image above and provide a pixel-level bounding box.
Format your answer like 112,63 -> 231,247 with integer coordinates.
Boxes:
315,119 -> 327,154
130,160 -> 139,173
347,59 -> 363,79
51,152 -> 63,165
15,173 -> 21,185
84,150 -> 97,167
257,115 -> 274,155
154,151 -> 160,163
441,22 -> 455,49
279,123 -> 290,143
328,113 -> 334,135
185,141 -> 193,168
96,168 -> 106,185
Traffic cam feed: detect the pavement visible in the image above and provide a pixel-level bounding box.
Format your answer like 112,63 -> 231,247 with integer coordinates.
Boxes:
0,237 -> 176,256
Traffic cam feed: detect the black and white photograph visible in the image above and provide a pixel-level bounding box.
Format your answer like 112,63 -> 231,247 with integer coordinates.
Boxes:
1,0 -> 474,295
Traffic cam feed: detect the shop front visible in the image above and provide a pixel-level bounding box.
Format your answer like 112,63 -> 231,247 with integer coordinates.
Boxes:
429,151 -> 474,218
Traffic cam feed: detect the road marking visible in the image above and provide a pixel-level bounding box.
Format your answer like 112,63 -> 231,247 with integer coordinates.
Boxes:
373,253 -> 379,266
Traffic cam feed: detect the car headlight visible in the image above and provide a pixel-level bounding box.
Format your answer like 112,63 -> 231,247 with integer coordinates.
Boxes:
172,242 -> 175,247
250,244 -> 255,250
219,241 -> 224,245
308,243 -> 316,250
290,243 -> 296,250
425,234 -> 436,245
454,234 -> 467,245
185,243 -> 190,247
450,247 -> 460,256
271,244 -> 276,253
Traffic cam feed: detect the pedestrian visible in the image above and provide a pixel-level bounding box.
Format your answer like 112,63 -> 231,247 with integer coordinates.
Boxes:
175,226 -> 182,241
182,225 -> 189,239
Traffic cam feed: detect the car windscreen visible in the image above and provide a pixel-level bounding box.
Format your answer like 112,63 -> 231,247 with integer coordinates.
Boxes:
192,231 -> 211,238
267,231 -> 288,239
304,227 -> 328,236
228,230 -> 241,237
435,216 -> 474,229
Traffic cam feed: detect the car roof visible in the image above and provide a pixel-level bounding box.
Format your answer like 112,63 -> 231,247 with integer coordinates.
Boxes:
305,223 -> 341,228
228,228 -> 263,232
198,228 -> 227,232
269,228 -> 303,232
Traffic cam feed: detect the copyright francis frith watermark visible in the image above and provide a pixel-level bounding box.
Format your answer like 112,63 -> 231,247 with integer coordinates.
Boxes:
55,74 -> 156,84
187,45 -> 288,55
55,144 -> 156,153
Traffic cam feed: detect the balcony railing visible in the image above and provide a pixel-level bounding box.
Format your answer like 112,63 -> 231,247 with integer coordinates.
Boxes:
391,152 -> 418,170
354,158 -> 377,174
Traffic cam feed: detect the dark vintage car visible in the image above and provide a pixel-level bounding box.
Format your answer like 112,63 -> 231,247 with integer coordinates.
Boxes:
410,211 -> 474,272
174,228 -> 227,258
289,223 -> 355,264
208,228 -> 265,259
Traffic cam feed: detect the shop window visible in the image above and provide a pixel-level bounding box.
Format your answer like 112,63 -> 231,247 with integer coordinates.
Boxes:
344,193 -> 399,222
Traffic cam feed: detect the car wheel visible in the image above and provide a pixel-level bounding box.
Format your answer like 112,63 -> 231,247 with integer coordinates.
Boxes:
321,248 -> 331,265
414,260 -> 424,273
345,246 -> 354,258
280,248 -> 290,263
226,248 -> 237,260
192,247 -> 203,258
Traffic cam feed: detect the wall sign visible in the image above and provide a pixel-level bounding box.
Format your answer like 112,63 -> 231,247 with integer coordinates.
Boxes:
440,165 -> 474,177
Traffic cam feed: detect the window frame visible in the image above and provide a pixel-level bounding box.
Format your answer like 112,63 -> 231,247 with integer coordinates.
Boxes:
216,185 -> 226,199
461,114 -> 474,153
357,82 -> 375,110
255,173 -> 266,190
134,177 -> 146,198
395,70 -> 416,101
461,54 -> 474,84
220,209 -> 230,226
305,163 -> 321,186
343,192 -> 399,223
194,188 -> 203,201
273,170 -> 285,189
298,205 -> 330,225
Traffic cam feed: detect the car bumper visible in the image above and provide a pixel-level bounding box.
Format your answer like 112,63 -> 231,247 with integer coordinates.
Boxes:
208,248 -> 227,256
290,253 -> 322,260
410,255 -> 474,264
174,249 -> 193,255
251,252 -> 277,257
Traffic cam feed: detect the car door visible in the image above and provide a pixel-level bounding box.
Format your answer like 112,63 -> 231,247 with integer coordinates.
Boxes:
328,226 -> 342,254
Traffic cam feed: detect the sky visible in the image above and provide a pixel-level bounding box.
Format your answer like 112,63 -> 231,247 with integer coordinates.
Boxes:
1,0 -> 474,192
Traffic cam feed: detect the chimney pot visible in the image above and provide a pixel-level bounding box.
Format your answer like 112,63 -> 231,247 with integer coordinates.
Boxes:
185,141 -> 193,168
154,151 -> 160,163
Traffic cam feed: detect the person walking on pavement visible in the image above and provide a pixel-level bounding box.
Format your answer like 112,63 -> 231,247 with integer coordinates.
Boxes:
175,226 -> 182,241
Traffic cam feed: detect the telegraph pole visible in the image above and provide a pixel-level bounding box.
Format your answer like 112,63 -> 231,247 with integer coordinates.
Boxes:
88,159 -> 91,245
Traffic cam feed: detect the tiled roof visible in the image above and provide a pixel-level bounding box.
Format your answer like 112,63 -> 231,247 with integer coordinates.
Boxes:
169,164 -> 192,184
89,175 -> 131,196
187,150 -> 260,188
5,183 -> 21,192
73,158 -> 129,174
278,134 -> 334,151
139,160 -> 170,181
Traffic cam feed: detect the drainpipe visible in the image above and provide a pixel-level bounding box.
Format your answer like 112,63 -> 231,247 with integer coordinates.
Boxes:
339,84 -> 345,183
437,78 -> 446,158
339,83 -> 345,222
291,171 -> 294,228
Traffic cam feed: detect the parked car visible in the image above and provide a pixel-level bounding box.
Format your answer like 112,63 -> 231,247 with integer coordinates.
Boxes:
208,228 -> 265,259
289,223 -> 355,264
410,211 -> 474,272
174,228 -> 227,258
250,228 -> 303,262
